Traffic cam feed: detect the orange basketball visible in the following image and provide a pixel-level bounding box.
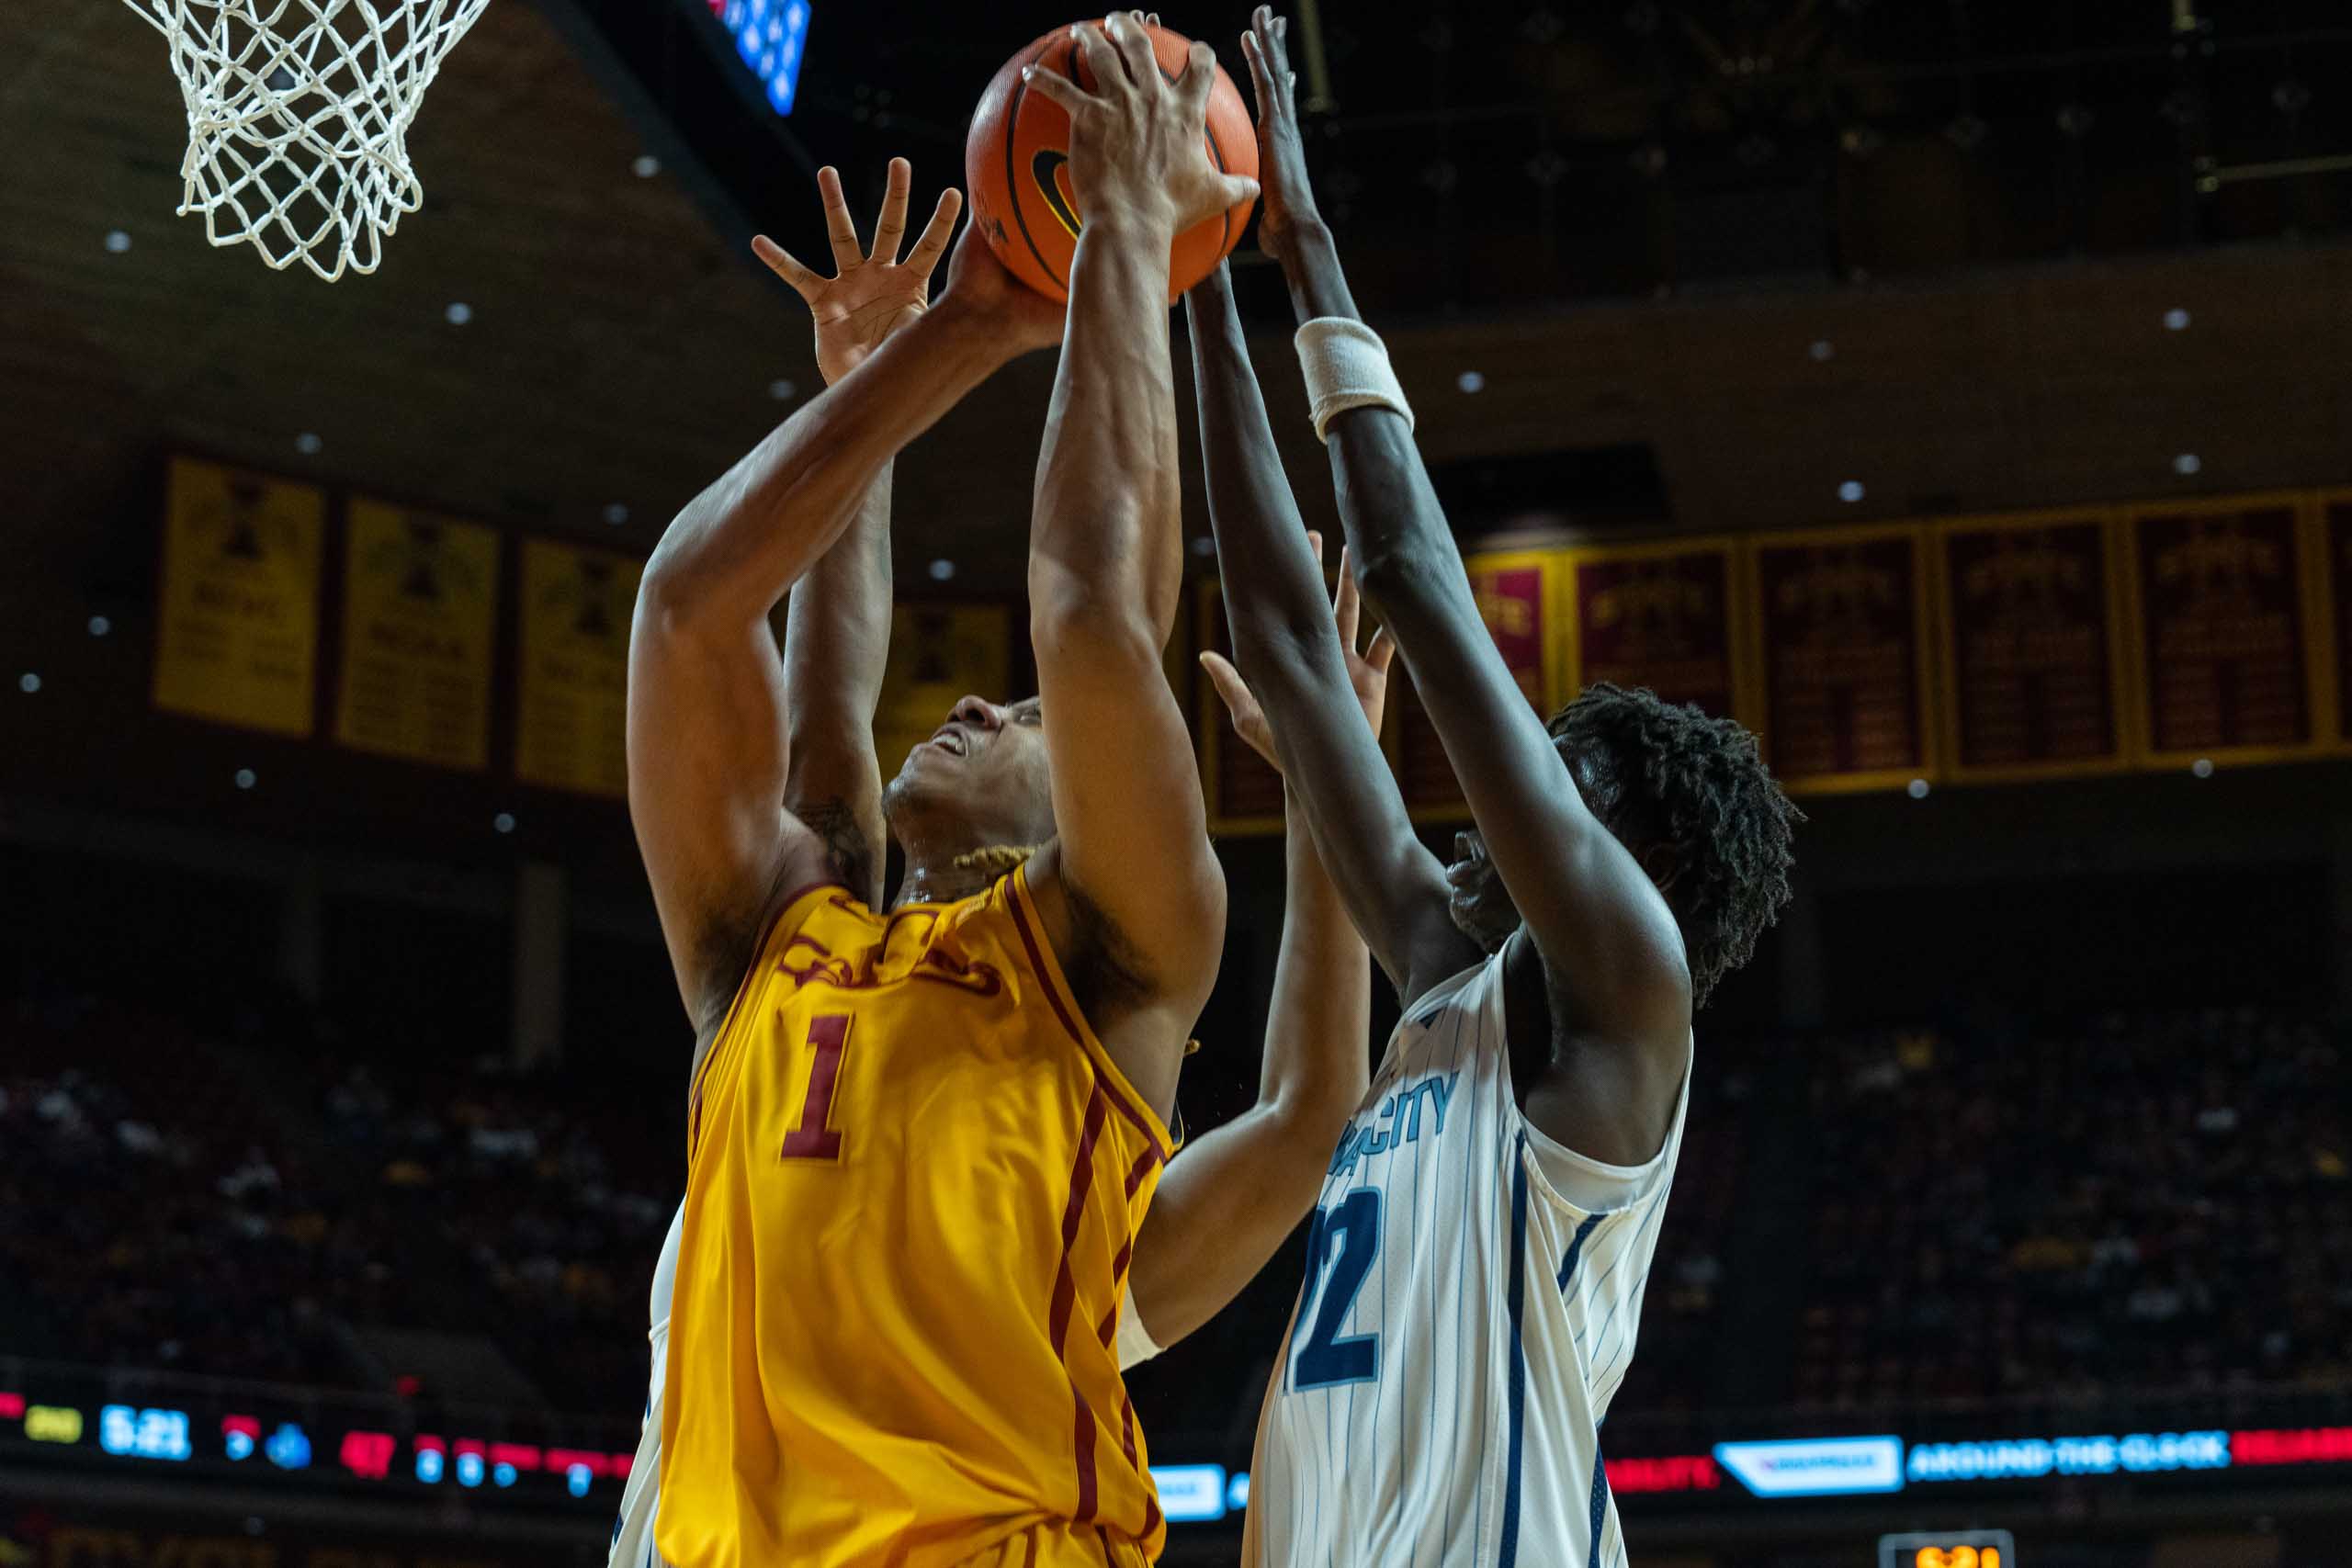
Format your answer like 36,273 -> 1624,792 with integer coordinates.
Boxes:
966,20 -> 1258,304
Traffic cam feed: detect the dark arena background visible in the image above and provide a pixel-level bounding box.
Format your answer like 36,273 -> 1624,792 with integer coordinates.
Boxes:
6,1 -> 2352,1564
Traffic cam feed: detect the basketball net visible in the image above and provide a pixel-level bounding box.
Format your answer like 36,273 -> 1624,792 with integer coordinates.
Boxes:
117,0 -> 493,280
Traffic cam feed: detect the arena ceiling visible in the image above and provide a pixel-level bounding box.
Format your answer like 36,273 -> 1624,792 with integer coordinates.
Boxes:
6,0 -> 2352,625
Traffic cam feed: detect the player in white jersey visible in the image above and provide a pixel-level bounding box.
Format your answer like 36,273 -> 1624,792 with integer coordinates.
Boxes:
1186,12 -> 1803,1562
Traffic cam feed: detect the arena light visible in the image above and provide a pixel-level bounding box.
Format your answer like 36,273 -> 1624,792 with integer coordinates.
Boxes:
1606,1453 -> 1721,1494
709,0 -> 812,117
105,230 -> 132,254
604,502 -> 630,525
1907,778 -> 1929,798
25,1405 -> 85,1444
445,302 -> 473,325
769,378 -> 798,401
1838,480 -> 1866,503
2174,453 -> 2202,475
1151,1464 -> 1229,1522
17,673 -> 40,694
1714,1436 -> 1905,1497
632,154 -> 662,178
1456,370 -> 1487,393
929,559 -> 956,581
99,1404 -> 193,1461
222,1415 -> 259,1461
1809,339 -> 1834,361
2191,757 -> 2214,778
2164,308 -> 2191,331
88,615 -> 111,637
294,432 -> 322,455
2233,1427 -> 2352,1465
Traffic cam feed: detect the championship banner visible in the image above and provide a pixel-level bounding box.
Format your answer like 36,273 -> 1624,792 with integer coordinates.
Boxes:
152,456 -> 325,736
1562,538 -> 1740,719
2120,497 -> 2319,766
1394,550 -> 1559,818
514,537 -> 642,797
334,499 -> 501,771
2323,494 -> 2352,750
1749,525 -> 1936,794
1196,580 -> 1286,835
1934,512 -> 2129,781
873,604 -> 1012,784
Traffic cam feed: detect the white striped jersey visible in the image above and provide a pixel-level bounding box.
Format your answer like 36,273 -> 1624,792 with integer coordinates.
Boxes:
608,1203 -> 682,1568
1242,944 -> 1689,1568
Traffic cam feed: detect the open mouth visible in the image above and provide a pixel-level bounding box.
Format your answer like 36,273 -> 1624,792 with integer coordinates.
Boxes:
925,727 -> 970,758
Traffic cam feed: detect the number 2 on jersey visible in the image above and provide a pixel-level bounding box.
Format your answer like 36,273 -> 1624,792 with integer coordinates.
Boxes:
1292,1189 -> 1382,1390
779,1014 -> 851,1161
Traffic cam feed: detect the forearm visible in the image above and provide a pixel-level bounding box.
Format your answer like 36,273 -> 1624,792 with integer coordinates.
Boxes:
1271,222 -> 1457,596
648,303 -> 1002,630
781,467 -> 893,905
1127,806 -> 1368,1348
1259,788 -> 1370,1113
1032,220 -> 1182,642
1188,269 -> 1340,666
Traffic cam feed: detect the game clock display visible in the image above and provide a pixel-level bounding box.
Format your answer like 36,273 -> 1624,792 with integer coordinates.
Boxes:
1879,1530 -> 2016,1568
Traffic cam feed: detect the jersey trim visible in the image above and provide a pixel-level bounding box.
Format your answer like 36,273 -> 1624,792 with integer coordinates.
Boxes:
685,878 -> 852,1157
1498,1131 -> 1532,1568
1005,865 -> 1176,1164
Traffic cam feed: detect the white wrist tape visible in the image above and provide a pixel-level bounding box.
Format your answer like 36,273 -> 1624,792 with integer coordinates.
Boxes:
1295,316 -> 1414,443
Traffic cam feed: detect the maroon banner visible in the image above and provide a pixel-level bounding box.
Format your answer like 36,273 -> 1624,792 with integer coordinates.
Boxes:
2128,502 -> 2312,760
1939,518 -> 2123,775
1196,581 -> 1285,829
1753,529 -> 1930,789
1567,542 -> 1738,718
1395,558 -> 1552,814
2330,500 -> 2352,747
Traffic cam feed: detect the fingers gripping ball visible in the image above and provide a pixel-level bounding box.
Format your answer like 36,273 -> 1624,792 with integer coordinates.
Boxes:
967,20 -> 1258,304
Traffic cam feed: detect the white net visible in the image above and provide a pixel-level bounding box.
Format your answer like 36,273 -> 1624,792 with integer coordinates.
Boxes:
118,0 -> 494,281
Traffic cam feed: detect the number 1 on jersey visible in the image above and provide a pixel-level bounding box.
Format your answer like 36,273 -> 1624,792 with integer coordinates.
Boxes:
1292,1189 -> 1383,1390
780,1013 -> 851,1161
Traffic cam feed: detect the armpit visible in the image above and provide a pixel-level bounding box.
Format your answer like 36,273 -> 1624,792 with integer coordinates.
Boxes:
1059,876 -> 1156,1028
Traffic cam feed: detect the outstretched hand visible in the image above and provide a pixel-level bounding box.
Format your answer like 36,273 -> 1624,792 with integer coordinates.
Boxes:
753,159 -> 960,386
1239,6 -> 1319,264
1201,533 -> 1395,773
1022,10 -> 1260,238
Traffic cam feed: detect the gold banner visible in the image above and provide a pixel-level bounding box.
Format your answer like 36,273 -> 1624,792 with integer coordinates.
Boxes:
334,500 -> 501,771
1933,511 -> 2131,782
874,604 -> 1012,785
515,538 -> 642,797
1561,537 -> 1743,720
2120,495 -> 2321,768
152,456 -> 324,736
1395,549 -> 1562,821
1748,524 -> 1938,795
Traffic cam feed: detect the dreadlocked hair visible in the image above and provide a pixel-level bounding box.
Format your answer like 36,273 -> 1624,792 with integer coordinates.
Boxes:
1545,682 -> 1801,1009
952,843 -> 1042,876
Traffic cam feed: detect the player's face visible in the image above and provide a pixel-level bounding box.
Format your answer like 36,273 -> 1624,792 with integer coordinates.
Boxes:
1444,829 -> 1519,953
887,694 -> 1056,845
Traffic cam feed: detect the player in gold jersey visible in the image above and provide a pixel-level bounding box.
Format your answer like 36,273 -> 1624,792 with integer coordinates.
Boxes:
623,17 -> 1360,1568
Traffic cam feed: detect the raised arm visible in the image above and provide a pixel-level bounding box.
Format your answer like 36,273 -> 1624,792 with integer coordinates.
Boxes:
761,160 -> 954,907
1243,7 -> 1690,1050
1125,546 -> 1380,1349
628,182 -> 1061,1036
1016,18 -> 1257,1112
1183,262 -> 1477,1000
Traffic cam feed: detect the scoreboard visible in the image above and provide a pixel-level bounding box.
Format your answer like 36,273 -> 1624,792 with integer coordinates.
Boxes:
1879,1530 -> 2017,1568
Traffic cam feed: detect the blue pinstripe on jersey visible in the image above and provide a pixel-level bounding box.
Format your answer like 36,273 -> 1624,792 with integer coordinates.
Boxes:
1498,1133 -> 1531,1568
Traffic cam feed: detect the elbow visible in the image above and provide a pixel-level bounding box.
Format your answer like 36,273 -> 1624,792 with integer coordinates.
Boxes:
1348,536 -> 1455,606
1029,584 -> 1162,671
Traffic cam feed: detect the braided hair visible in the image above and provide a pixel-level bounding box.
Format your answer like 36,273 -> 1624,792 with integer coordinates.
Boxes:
1545,682 -> 1801,1008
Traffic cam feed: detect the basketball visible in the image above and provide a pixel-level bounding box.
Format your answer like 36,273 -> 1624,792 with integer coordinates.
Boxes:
966,20 -> 1259,304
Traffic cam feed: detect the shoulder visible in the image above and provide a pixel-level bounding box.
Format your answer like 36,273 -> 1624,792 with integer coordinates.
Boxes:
685,839 -> 863,1054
